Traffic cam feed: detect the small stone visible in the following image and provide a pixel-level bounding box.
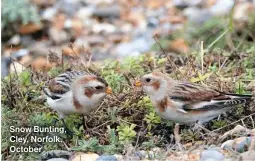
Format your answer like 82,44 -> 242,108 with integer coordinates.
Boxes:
167,38 -> 189,54
76,6 -> 95,20
93,5 -> 121,19
11,49 -> 29,59
200,150 -> 224,161
92,23 -> 117,34
86,35 -> 106,46
209,0 -> 234,17
233,2 -> 255,22
18,23 -> 43,35
70,153 -> 99,161
7,35 -> 20,45
173,0 -> 202,9
31,57 -> 56,72
114,154 -> 123,161
114,37 -> 153,57
49,27 -> 70,45
183,7 -> 212,24
146,0 -> 165,9
71,17 -> 84,37
221,137 -> 254,153
134,150 -> 146,159
41,150 -> 72,161
96,155 -> 118,161
9,60 -> 27,75
41,7 -> 57,21
46,158 -> 68,161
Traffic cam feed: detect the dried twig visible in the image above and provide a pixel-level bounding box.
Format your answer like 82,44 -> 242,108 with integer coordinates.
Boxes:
202,113 -> 255,137
153,35 -> 184,78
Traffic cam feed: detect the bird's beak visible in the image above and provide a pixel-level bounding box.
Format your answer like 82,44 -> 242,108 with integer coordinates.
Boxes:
105,87 -> 112,94
134,80 -> 142,87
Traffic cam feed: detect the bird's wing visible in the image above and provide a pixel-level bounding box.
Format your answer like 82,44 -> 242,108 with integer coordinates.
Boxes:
170,82 -> 252,112
43,71 -> 88,100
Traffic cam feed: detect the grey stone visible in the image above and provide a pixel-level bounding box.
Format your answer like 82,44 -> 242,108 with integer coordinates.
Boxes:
96,155 -> 118,161
93,5 -> 120,19
47,158 -> 68,161
200,150 -> 224,161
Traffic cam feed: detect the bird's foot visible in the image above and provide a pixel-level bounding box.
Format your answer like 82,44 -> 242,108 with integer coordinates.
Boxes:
176,143 -> 184,152
173,123 -> 184,152
193,122 -> 217,137
61,119 -> 73,137
64,127 -> 73,137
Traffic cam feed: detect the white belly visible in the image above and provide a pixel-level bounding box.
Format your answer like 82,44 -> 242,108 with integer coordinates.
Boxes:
155,106 -> 227,125
46,91 -> 93,118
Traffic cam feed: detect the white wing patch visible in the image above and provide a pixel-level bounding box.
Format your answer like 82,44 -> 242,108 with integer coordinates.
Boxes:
192,100 -> 220,109
177,108 -> 188,113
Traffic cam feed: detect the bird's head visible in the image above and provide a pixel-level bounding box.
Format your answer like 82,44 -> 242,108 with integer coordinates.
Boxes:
135,72 -> 176,100
73,75 -> 112,105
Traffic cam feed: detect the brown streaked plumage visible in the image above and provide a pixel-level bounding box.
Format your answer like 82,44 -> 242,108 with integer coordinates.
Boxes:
48,79 -> 68,95
77,75 -> 97,84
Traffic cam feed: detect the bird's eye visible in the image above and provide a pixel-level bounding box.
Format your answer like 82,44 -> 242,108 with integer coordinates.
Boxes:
95,86 -> 103,90
145,78 -> 151,83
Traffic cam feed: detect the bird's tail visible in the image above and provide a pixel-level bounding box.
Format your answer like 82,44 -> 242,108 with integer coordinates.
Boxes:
42,87 -> 52,98
224,93 -> 253,105
42,87 -> 62,100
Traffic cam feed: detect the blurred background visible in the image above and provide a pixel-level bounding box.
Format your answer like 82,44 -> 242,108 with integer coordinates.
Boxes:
1,0 -> 255,77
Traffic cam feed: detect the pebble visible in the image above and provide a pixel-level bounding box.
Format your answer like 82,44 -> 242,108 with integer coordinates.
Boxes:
114,37 -> 153,57
210,0 -> 234,17
41,150 -> 72,161
76,6 -> 95,21
200,150 -> 224,161
41,7 -> 58,21
96,155 -> 118,161
7,35 -> 21,45
183,7 -> 212,24
234,2 -> 254,21
70,153 -> 99,161
173,0 -> 202,8
93,5 -> 120,19
48,27 -> 70,45
46,158 -> 68,161
92,23 -> 117,34
11,49 -> 30,58
221,136 -> 254,153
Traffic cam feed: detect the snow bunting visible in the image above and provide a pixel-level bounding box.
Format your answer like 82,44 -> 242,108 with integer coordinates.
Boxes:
43,71 -> 112,132
135,72 -> 252,146
135,72 -> 252,125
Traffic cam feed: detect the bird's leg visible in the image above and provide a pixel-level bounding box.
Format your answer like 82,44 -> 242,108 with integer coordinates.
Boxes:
193,121 -> 215,137
52,117 -> 58,126
81,114 -> 87,130
61,119 -> 73,136
81,114 -> 91,133
174,123 -> 183,152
